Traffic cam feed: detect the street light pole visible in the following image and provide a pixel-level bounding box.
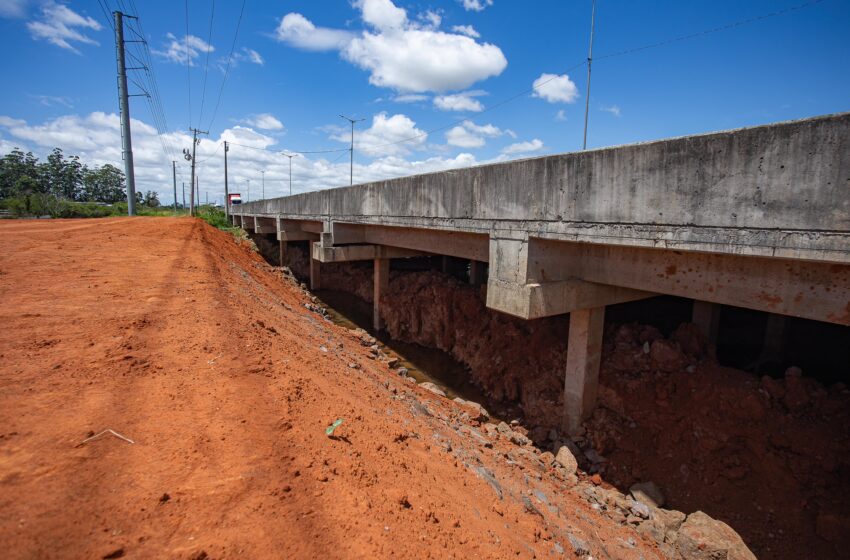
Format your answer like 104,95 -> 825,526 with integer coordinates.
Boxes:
261,170 -> 265,200
283,153 -> 296,196
340,114 -> 364,186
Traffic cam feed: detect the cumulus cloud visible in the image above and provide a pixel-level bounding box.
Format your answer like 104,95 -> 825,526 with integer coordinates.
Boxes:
244,113 -> 284,131
501,138 -> 544,155
275,12 -> 355,51
275,0 -> 507,93
555,109 -> 567,122
0,112 -> 548,204
332,112 -> 426,157
155,33 -> 214,66
451,24 -> 479,38
460,0 -> 493,12
531,73 -> 579,104
445,120 -> 508,148
26,1 -> 101,53
433,90 -> 486,112
601,104 -> 622,117
393,94 -> 429,103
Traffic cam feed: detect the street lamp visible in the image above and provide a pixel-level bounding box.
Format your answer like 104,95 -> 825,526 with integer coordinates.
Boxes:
282,152 -> 297,196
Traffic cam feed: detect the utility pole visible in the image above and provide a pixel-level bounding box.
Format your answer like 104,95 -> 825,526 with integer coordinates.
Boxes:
340,115 -> 364,186
182,182 -> 186,209
261,170 -> 265,200
247,179 -> 250,203
184,127 -> 207,216
283,153 -> 296,196
113,11 -> 137,215
582,0 -> 596,150
223,140 -> 230,218
172,160 -> 177,212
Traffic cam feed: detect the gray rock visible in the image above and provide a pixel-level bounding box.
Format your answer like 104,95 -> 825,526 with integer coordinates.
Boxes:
509,430 -> 531,446
554,445 -> 578,475
419,382 -> 446,397
496,421 -> 512,435
676,511 -> 757,560
567,533 -> 590,556
473,466 -> 503,500
630,481 -> 665,508
628,499 -> 651,519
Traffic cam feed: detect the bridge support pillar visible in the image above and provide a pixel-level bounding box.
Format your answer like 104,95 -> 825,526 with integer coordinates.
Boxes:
309,241 -> 321,290
692,300 -> 720,345
469,260 -> 484,286
562,306 -> 605,434
373,258 -> 389,331
279,240 -> 287,268
759,313 -> 787,365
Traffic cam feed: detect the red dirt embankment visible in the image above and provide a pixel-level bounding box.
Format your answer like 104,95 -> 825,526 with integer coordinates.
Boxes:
0,217 -> 664,559
303,255 -> 850,560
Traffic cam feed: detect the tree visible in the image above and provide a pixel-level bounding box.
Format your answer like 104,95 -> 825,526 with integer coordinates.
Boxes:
0,148 -> 41,199
141,190 -> 160,208
82,164 -> 125,203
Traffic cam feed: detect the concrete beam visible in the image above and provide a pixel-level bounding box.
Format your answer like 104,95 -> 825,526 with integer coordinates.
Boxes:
277,230 -> 319,242
309,241 -> 321,290
526,238 -> 850,326
374,258 -> 389,331
254,217 -> 276,234
487,278 -> 652,320
311,243 -> 425,263
563,306 -> 605,434
360,224 -> 488,262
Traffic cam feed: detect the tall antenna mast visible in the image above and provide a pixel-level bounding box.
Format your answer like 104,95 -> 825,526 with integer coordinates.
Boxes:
582,0 -> 596,150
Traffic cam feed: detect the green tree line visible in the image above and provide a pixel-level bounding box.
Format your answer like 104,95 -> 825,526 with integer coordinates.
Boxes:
0,147 -> 161,217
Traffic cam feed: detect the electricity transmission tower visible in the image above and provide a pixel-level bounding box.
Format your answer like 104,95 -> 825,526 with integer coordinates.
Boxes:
113,11 -> 139,215
340,115 -> 364,186
183,127 -> 207,216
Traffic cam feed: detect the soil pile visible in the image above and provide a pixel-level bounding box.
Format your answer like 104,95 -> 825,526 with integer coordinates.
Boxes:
305,254 -> 850,559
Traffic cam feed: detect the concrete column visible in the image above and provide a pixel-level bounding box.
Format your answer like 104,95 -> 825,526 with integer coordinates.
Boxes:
309,241 -> 321,290
759,313 -> 787,364
441,255 -> 449,274
279,240 -> 288,268
692,300 -> 720,345
469,260 -> 484,286
562,306 -> 605,434
373,258 -> 389,331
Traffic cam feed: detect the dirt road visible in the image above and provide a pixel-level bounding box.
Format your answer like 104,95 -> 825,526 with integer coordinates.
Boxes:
0,217 -> 660,559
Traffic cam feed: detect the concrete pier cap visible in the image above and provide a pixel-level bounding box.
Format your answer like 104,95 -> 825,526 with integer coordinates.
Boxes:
234,112 -> 850,430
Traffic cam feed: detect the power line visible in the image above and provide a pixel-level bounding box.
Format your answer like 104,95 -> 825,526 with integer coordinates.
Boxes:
206,0 -> 246,132
197,0 -> 216,127
184,0 -> 192,128
595,0 -> 825,61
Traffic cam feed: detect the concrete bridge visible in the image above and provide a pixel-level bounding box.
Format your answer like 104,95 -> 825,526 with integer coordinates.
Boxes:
232,112 -> 850,432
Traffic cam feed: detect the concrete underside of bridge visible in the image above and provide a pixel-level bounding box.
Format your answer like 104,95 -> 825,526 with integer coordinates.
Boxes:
231,113 -> 850,432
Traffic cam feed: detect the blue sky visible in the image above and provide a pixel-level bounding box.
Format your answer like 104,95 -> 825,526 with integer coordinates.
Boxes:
0,0 -> 847,203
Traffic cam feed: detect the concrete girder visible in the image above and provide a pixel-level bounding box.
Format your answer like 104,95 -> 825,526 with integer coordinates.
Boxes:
529,237 -> 850,326
277,231 -> 319,242
325,222 -> 488,262
312,243 -> 426,263
254,216 -> 276,234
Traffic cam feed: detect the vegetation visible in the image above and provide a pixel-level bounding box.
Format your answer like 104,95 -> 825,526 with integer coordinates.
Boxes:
0,146 -> 169,218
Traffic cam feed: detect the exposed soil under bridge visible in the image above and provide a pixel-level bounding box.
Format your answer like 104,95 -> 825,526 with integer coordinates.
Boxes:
268,242 -> 850,560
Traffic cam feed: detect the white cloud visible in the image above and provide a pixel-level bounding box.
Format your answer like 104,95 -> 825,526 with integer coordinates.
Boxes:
244,113 -> 284,131
460,0 -> 493,12
418,9 -> 442,30
451,24 -> 479,38
0,112 -> 551,204
445,120 -> 507,148
31,94 -> 74,108
357,0 -> 407,30
601,104 -> 622,117
332,112 -> 426,157
0,0 -> 28,18
242,48 -> 264,65
393,94 -> 429,103
276,1 -> 507,93
555,109 -> 567,122
155,33 -> 214,66
532,73 -> 579,104
433,90 -> 486,112
501,138 -> 544,155
26,1 -> 101,53
275,12 -> 355,51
